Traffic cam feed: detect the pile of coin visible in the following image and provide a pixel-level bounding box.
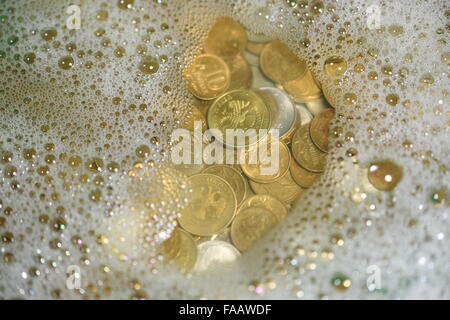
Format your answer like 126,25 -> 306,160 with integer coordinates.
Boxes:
162,17 -> 335,272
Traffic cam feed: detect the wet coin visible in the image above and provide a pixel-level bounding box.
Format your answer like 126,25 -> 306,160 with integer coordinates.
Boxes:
182,106 -> 207,132
162,228 -> 198,271
204,17 -> 248,58
240,139 -> 291,184
178,174 -> 237,236
258,87 -> 297,139
231,207 -> 278,252
239,194 -> 288,221
310,108 -> 335,152
291,124 -> 327,173
260,40 -> 308,83
193,240 -> 240,272
249,170 -> 304,205
225,54 -> 253,90
246,41 -> 267,55
184,54 -> 230,100
207,89 -> 271,147
290,157 -> 321,188
202,165 -> 247,205
282,69 -> 322,103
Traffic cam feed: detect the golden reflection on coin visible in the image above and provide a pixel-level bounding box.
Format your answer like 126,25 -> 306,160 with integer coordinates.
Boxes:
207,89 -> 271,147
282,69 -> 322,103
182,106 -> 207,132
231,207 -> 278,252
194,240 -> 240,272
173,130 -> 206,176
204,17 -> 248,58
290,158 -> 321,188
249,171 -> 304,205
202,165 -> 247,205
310,108 -> 335,152
184,54 -> 230,100
292,124 -> 327,173
162,228 -> 197,271
239,195 -> 288,221
246,41 -> 267,56
226,55 -> 253,90
240,140 -> 290,184
260,40 -> 307,83
178,174 -> 237,236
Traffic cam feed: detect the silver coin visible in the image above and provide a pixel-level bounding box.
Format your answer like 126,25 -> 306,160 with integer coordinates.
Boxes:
193,240 -> 241,273
258,87 -> 296,138
295,103 -> 313,126
304,96 -> 332,116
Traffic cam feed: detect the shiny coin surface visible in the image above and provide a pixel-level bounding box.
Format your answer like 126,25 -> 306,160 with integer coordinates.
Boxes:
290,158 -> 321,188
292,124 -> 327,173
173,131 -> 207,176
226,55 -> 253,90
260,40 -> 308,83
204,17 -> 248,58
239,195 -> 288,221
178,174 -> 237,236
258,87 -> 297,139
194,240 -> 240,272
202,165 -> 247,205
207,89 -> 271,147
184,54 -> 230,100
282,69 -> 322,103
162,228 -> 197,271
246,41 -> 267,55
249,170 -> 304,204
310,108 -> 335,152
231,207 -> 278,252
240,139 -> 291,184
182,106 -> 207,132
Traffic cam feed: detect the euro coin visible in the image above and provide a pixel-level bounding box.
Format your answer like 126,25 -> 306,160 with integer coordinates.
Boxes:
239,195 -> 288,221
202,165 -> 247,205
225,54 -> 253,90
240,139 -> 291,184
204,17 -> 248,58
292,124 -> 327,173
310,108 -> 335,152
260,40 -> 308,83
207,89 -> 271,147
178,174 -> 237,236
193,240 -> 240,272
231,207 -> 278,252
290,157 -> 321,188
249,170 -> 304,205
184,54 -> 230,100
282,69 -> 322,103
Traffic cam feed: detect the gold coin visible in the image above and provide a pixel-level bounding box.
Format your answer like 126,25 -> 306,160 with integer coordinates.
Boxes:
240,139 -> 291,184
207,89 -> 271,147
178,174 -> 237,236
162,228 -> 197,271
310,108 -> 335,152
255,89 -> 279,130
290,157 -> 321,188
291,124 -> 327,173
173,130 -> 206,176
239,195 -> 288,222
226,55 -> 253,90
202,165 -> 247,205
246,41 -> 267,56
182,106 -> 207,133
249,170 -> 304,205
184,54 -> 230,100
259,40 -> 308,83
193,97 -> 213,117
204,17 -> 248,58
282,69 -> 322,103
231,207 -> 278,252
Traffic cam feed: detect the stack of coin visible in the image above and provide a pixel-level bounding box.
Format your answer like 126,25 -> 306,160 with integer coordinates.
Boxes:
163,17 -> 335,272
